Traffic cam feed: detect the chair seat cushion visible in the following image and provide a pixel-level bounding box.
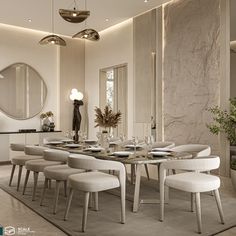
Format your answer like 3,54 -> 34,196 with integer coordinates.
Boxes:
68,172 -> 120,192
11,155 -> 43,166
44,165 -> 84,181
165,172 -> 220,193
25,160 -> 63,172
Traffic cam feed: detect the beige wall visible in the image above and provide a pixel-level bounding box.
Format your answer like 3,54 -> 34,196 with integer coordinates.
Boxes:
85,20 -> 134,139
0,24 -> 59,131
0,24 -> 85,135
59,38 -> 85,134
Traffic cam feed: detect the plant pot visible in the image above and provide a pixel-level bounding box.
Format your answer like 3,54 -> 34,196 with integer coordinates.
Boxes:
231,168 -> 236,191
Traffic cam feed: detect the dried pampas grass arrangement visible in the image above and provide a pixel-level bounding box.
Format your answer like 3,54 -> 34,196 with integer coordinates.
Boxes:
94,105 -> 121,129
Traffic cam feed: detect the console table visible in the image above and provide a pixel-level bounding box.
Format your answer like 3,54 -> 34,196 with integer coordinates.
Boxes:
0,130 -> 61,162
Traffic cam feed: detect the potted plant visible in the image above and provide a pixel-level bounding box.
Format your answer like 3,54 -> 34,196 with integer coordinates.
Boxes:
207,98 -> 236,189
94,105 -> 121,149
40,111 -> 55,132
94,105 -> 121,133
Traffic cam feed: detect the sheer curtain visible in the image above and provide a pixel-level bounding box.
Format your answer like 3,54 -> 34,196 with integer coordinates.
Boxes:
99,65 -> 127,137
113,65 -> 127,137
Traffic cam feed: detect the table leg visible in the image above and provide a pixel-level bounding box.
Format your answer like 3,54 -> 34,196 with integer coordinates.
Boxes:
133,164 -> 142,212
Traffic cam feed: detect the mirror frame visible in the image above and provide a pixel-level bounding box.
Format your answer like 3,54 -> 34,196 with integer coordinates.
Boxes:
0,62 -> 47,120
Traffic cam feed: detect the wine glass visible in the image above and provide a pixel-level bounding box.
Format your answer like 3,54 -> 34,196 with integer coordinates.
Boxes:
132,136 -> 139,156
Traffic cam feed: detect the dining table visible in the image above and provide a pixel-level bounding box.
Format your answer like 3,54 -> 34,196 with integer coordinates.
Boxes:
45,141 -> 192,212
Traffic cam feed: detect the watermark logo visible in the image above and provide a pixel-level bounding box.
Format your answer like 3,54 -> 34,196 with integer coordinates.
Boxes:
17,227 -> 35,235
4,226 -> 16,236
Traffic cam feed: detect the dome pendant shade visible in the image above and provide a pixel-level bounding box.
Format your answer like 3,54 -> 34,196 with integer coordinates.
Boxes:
39,34 -> 66,46
59,9 -> 90,23
231,41 -> 236,53
72,28 -> 100,41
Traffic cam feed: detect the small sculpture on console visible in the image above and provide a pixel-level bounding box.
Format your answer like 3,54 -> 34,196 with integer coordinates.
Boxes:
70,89 -> 84,143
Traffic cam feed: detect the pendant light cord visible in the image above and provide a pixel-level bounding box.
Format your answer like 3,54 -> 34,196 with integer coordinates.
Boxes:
51,0 -> 54,33
84,0 -> 87,27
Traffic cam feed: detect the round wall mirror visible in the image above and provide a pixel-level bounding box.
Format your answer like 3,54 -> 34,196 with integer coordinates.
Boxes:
0,63 -> 47,120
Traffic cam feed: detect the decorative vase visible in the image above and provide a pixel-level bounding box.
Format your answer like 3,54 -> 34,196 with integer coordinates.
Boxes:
100,131 -> 109,151
41,117 -> 50,132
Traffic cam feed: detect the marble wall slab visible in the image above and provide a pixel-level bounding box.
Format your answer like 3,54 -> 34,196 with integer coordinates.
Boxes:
163,0 -> 220,153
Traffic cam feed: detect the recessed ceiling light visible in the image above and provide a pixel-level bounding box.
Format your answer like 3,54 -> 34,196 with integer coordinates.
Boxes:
144,0 -> 149,3
28,19 -> 32,22
105,18 -> 109,22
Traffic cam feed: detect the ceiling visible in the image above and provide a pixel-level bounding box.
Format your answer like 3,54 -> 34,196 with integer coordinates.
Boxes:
0,0 -> 170,37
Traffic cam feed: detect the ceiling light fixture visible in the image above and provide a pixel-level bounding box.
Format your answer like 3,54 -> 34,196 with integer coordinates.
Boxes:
59,0 -> 90,23
39,0 -> 66,46
230,41 -> 236,53
72,0 -> 100,41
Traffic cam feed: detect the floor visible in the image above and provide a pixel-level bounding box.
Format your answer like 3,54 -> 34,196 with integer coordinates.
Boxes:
0,164 -> 236,236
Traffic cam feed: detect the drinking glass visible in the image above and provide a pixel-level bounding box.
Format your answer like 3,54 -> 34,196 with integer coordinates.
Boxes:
132,136 -> 139,156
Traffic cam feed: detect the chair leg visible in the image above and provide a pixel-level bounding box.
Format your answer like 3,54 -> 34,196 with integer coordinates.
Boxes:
195,192 -> 202,234
214,189 -> 225,224
53,180 -> 61,214
17,165 -> 23,191
32,172 -> 39,201
82,192 -> 90,232
144,164 -> 150,180
160,183 -> 165,222
23,170 -> 30,195
40,178 -> 48,206
9,164 -> 16,186
206,171 -> 214,196
94,192 -> 99,211
64,188 -> 74,221
64,180 -> 67,197
120,185 -> 126,224
191,193 -> 195,212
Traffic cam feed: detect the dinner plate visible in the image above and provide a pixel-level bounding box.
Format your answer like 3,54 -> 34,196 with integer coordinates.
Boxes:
124,144 -> 143,149
112,151 -> 133,157
151,148 -> 172,152
85,147 -> 104,152
149,151 -> 171,157
64,144 -> 81,148
47,141 -> 63,145
61,139 -> 74,143
84,140 -> 97,144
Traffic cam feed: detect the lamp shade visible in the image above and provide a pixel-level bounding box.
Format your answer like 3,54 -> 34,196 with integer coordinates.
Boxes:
70,88 -> 84,101
72,28 -> 100,41
231,41 -> 236,53
39,35 -> 66,46
59,9 -> 90,23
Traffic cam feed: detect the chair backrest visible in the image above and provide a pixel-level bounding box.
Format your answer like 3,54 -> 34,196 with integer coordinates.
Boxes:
161,155 -> 220,172
10,143 -> 25,151
43,149 -> 69,162
171,144 -> 211,157
68,154 -> 96,168
152,142 -> 175,149
24,145 -> 48,156
68,155 -> 126,183
43,136 -> 66,144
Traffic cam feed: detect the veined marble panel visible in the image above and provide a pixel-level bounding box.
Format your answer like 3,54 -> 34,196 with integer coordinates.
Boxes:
163,0 -> 220,154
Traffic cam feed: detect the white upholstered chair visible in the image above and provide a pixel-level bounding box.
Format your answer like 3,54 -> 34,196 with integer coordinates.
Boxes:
23,149 -> 69,200
159,156 -> 224,233
9,145 -> 47,191
170,144 -> 211,157
40,154 -> 95,214
64,155 -> 126,232
144,141 -> 175,180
